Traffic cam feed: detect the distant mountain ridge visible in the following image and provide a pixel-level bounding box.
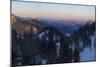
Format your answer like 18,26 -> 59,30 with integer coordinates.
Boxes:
11,15 -> 95,35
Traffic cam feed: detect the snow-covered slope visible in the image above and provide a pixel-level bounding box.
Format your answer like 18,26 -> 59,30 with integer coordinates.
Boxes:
80,33 -> 96,61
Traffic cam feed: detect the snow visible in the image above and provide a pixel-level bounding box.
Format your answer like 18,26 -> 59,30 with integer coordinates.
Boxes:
80,47 -> 96,61
55,42 -> 61,57
41,59 -> 48,64
80,35 -> 96,61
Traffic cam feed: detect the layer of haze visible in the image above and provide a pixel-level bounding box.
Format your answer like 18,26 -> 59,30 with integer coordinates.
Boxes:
12,1 -> 95,21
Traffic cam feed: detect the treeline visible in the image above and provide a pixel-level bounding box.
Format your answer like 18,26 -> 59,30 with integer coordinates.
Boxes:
11,21 -> 96,66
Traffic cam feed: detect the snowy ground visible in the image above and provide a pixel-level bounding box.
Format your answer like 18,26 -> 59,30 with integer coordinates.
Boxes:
80,35 -> 96,61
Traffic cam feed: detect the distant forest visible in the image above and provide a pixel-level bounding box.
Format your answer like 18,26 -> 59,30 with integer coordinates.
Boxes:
11,17 -> 96,66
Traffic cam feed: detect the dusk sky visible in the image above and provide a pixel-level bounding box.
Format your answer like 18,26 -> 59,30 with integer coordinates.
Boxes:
12,1 -> 95,21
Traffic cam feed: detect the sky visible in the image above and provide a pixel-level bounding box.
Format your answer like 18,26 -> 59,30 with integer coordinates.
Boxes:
12,1 -> 96,21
